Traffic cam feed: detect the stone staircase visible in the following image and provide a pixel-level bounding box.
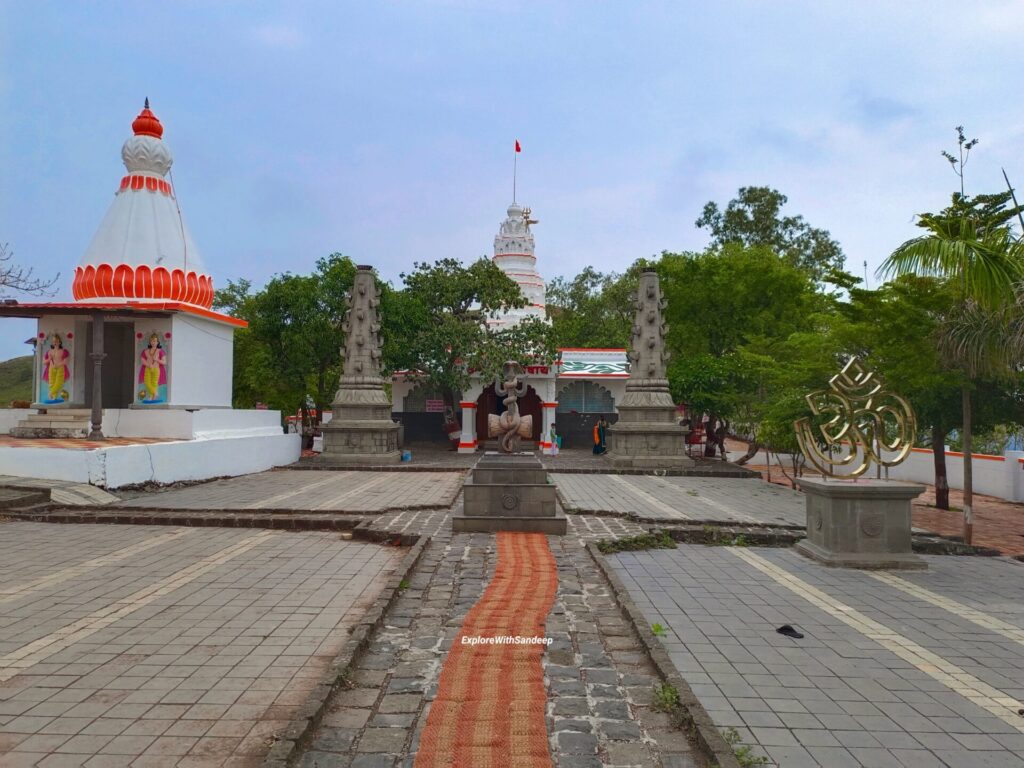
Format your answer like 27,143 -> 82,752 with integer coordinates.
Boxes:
10,409 -> 91,439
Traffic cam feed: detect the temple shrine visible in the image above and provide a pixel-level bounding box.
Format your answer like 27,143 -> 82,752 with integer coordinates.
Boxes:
0,102 -> 299,486
391,201 -> 630,451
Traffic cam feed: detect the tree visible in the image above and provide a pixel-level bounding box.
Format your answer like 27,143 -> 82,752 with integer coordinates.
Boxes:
545,262 -> 648,349
839,276 -> 966,509
695,186 -> 847,283
658,244 -> 831,457
0,243 -> 58,296
878,182 -> 1024,541
214,255 -> 357,435
394,257 -> 557,410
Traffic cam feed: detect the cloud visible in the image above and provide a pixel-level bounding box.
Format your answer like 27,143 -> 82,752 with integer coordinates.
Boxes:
249,22 -> 304,49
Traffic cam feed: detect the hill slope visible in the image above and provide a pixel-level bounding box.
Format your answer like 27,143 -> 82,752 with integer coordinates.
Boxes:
0,355 -> 33,406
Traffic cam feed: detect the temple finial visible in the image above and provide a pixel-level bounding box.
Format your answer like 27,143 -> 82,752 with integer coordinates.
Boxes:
144,97 -> 150,110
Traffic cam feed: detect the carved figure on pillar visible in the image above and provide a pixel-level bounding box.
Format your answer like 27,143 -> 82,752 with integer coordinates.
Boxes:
318,266 -> 399,463
487,361 -> 533,453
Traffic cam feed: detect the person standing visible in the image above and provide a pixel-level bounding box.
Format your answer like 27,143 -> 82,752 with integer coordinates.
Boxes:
593,415 -> 609,455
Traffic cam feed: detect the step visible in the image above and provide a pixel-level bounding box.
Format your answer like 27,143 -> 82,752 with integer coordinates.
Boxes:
9,426 -> 89,439
451,511 -> 567,535
26,412 -> 91,422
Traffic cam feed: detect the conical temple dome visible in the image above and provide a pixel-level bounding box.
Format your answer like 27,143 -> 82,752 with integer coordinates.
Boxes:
72,100 -> 214,309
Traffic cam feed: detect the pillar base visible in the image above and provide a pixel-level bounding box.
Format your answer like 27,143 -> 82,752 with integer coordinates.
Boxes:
795,477 -> 927,570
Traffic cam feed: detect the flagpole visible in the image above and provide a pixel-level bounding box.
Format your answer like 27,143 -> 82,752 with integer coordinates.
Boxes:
513,146 -> 517,203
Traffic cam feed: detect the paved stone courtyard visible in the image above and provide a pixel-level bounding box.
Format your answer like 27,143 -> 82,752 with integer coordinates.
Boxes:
554,474 -> 805,526
0,523 -> 401,767
4,462 -> 1024,767
609,544 -> 1024,767
115,471 -> 464,513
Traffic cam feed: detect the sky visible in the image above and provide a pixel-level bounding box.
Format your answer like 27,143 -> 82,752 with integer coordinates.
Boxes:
1,1 -> 1023,362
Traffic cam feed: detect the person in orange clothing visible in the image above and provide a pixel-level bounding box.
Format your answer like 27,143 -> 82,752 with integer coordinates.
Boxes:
592,414 -> 608,455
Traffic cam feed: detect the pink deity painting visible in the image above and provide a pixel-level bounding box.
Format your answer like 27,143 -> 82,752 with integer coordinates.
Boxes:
137,333 -> 168,404
41,332 -> 71,404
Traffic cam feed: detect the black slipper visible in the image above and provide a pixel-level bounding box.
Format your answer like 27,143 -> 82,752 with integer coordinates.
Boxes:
776,624 -> 804,639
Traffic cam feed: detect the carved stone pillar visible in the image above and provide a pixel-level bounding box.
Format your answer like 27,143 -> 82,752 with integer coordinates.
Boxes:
319,266 -> 400,463
607,269 -> 691,468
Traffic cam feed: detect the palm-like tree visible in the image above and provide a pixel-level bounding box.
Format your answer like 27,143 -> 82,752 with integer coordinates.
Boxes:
879,203 -> 1023,544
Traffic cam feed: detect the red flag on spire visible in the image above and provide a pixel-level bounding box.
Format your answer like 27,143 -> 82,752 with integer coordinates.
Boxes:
515,139 -> 521,152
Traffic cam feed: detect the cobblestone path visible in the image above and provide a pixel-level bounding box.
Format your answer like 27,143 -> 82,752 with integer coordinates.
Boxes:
298,525 -> 702,767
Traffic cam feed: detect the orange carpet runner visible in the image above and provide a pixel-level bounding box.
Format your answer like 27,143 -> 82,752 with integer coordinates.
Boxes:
415,532 -> 558,768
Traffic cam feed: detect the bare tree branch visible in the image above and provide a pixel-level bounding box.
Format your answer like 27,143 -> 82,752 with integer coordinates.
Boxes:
0,243 -> 59,297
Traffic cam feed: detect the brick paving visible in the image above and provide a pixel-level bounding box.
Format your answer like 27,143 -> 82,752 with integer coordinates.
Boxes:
0,521 -> 401,767
114,471 -> 464,513
910,487 -> 1024,557
554,474 -> 804,527
608,544 -> 1024,768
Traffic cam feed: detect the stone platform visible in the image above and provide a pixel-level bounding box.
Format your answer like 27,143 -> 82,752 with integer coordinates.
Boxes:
795,477 -> 927,570
452,452 -> 567,534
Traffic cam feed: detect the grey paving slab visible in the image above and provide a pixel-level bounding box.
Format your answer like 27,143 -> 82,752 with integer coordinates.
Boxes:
607,544 -> 1024,768
114,470 -> 464,512
554,473 -> 805,526
0,476 -> 119,507
0,521 -> 402,766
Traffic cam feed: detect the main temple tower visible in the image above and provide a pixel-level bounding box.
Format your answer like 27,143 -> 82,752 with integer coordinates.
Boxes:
489,203 -> 546,329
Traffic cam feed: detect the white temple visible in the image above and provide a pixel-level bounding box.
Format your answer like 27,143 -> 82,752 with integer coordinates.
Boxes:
0,101 -> 299,487
391,199 -> 630,452
487,203 -> 546,329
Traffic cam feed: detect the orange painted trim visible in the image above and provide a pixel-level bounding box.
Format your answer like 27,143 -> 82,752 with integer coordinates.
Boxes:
459,402 -> 478,408
73,263 -> 215,309
458,441 -> 477,448
909,446 -> 1004,461
542,402 -> 558,407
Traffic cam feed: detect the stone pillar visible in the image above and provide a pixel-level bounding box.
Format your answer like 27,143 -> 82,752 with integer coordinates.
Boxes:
541,401 -> 557,454
458,401 -> 478,453
88,312 -> 105,440
319,266 -> 400,464
607,269 -> 691,469
795,478 -> 926,569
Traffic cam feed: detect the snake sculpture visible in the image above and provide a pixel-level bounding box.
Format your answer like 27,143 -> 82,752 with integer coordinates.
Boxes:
487,361 -> 534,453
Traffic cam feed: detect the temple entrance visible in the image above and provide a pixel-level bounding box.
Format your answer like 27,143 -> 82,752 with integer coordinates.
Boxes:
476,383 -> 542,449
84,321 -> 135,408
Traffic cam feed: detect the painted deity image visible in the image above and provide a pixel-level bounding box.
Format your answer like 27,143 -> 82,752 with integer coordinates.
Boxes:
41,333 -> 71,404
137,333 -> 168,404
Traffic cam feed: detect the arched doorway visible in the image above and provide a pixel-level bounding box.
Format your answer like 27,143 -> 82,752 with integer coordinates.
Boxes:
555,380 -> 617,449
476,383 -> 542,449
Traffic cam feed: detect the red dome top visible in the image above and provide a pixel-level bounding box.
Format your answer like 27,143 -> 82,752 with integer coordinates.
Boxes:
131,98 -> 163,139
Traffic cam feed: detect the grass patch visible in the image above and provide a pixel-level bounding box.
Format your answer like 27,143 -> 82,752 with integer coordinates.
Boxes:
398,578 -> 411,590
596,532 -> 677,554
722,727 -> 769,767
651,623 -> 667,637
652,683 -> 681,714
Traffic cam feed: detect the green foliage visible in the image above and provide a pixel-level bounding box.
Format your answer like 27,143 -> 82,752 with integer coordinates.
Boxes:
393,258 -> 556,400
721,728 -> 770,767
546,262 -> 648,348
651,623 -> 667,637
0,355 -> 32,405
695,186 -> 849,284
214,254 -> 357,417
595,532 -> 676,554
652,684 -> 682,714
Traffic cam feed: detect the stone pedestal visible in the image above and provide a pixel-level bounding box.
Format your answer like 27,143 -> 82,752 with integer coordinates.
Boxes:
794,478 -> 926,570
452,452 -> 566,534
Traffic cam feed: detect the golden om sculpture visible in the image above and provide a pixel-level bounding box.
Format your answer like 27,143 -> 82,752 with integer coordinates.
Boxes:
794,357 -> 916,478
